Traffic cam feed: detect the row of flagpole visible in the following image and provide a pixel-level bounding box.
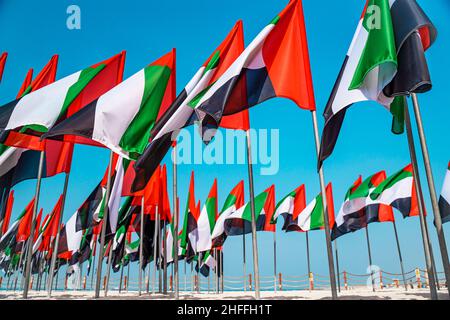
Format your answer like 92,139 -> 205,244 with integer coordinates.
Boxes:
14,102 -> 449,301
10,100 -> 449,301
0,3 -> 446,303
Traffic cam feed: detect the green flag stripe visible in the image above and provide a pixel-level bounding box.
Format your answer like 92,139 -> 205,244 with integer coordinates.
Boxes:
119,65 -> 172,158
349,0 -> 397,90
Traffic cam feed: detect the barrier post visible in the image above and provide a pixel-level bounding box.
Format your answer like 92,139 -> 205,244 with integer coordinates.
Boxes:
309,272 -> 314,291
416,268 -> 422,288
278,273 -> 282,291
344,271 -> 348,290
379,271 -> 383,290
249,274 -> 252,291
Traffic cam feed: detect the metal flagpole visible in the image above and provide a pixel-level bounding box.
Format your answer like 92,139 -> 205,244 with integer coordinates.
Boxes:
245,129 -> 260,299
119,258 -> 124,293
197,252 -> 201,293
243,230 -> 246,292
311,111 -> 338,299
214,248 -> 220,294
172,145 -> 179,299
158,212 -> 163,293
392,221 -> 408,290
273,230 -> 277,293
104,242 -> 113,297
334,239 -> 341,292
126,259 -> 130,292
190,259 -> 194,292
94,151 -> 115,298
47,172 -> 71,297
306,232 -> 311,291
220,250 -> 224,293
365,226 -> 376,292
411,93 -> 450,296
139,196 -> 144,296
184,257 -> 187,292
23,150 -> 45,299
404,103 -> 438,299
152,206 -> 159,294
147,264 -> 151,293
163,220 -> 168,294
90,240 -> 97,290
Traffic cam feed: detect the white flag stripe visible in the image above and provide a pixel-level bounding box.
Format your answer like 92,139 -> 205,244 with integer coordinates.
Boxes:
197,205 -> 212,252
108,157 -> 125,234
6,71 -> 81,130
92,70 -> 146,158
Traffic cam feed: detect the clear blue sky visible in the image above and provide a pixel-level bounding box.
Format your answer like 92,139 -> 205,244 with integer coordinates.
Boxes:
0,0 -> 449,285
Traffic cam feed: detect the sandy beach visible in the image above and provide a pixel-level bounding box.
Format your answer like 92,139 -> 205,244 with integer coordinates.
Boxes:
1,287 -> 448,300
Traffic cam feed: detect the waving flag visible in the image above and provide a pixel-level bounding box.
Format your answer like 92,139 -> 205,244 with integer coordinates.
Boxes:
159,165 -> 171,222
224,185 -> 275,236
211,180 -> 245,248
272,184 -> 306,231
0,56 -> 73,208
17,69 -> 34,99
2,55 -> 59,150
57,211 -> 84,263
40,195 -> 63,251
0,53 -> 7,83
1,190 -> 14,235
286,183 -> 335,232
16,198 -> 36,242
194,0 -> 315,137
439,163 -> 450,224
332,172 -> 394,240
197,179 -> 218,253
180,172 -> 198,262
0,52 -> 125,142
132,21 -> 244,192
43,50 -> 176,160
319,0 -> 437,168
370,164 -> 421,218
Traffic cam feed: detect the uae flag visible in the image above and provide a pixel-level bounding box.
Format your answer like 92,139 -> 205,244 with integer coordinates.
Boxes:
332,172 -> 394,240
132,21 -> 245,192
439,163 -> 450,224
224,185 -> 275,236
37,195 -> 63,252
0,52 -> 126,145
1,55 -> 59,151
180,172 -> 199,262
73,181 -> 106,232
0,198 -> 35,251
211,180 -> 244,248
0,190 -> 14,235
197,179 -> 218,253
272,184 -> 306,231
17,68 -> 34,99
319,0 -> 437,168
165,223 -> 174,264
196,251 -> 216,277
0,56 -> 72,197
16,197 -> 37,242
125,238 -> 139,263
369,164 -> 421,218
0,52 -> 6,83
43,50 -> 176,160
111,204 -> 135,273
193,0 -> 315,138
57,210 -> 84,264
286,183 -> 335,232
